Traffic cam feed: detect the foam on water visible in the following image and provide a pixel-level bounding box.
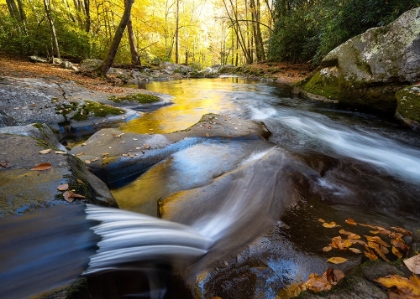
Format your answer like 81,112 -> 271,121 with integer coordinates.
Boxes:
278,115 -> 420,183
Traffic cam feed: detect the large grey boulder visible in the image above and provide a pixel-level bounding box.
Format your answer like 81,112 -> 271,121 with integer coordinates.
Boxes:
300,8 -> 420,113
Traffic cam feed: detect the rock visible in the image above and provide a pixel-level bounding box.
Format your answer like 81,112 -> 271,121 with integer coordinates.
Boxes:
299,8 -> 420,114
28,56 -> 48,63
395,85 -> 420,130
79,58 -> 103,72
0,111 -> 19,127
70,113 -> 271,184
0,124 -> 117,217
52,57 -> 63,65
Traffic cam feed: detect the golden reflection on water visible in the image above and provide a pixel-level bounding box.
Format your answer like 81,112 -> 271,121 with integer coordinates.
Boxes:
119,78 -> 243,134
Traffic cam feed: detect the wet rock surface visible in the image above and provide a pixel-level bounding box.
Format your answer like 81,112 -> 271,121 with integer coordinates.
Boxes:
0,124 -> 117,217
70,113 -> 271,185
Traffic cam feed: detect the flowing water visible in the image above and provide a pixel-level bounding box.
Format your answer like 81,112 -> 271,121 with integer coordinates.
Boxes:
1,77 -> 420,298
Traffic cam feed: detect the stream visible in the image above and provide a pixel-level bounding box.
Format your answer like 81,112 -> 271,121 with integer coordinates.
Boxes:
1,77 -> 420,299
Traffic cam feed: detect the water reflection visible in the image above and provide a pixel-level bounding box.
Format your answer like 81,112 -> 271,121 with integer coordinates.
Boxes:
120,78 -> 270,134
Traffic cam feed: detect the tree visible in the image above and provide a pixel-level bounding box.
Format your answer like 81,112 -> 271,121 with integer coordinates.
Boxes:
127,15 -> 141,65
43,0 -> 60,58
99,0 -> 135,76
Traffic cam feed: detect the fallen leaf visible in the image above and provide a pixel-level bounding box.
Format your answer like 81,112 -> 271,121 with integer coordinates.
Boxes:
367,241 -> 390,262
326,268 -> 345,285
102,153 -> 110,156
39,149 -> 52,154
345,218 -> 357,226
76,152 -> 84,156
404,255 -> 420,274
323,246 -> 332,252
318,218 -> 325,223
376,275 -> 420,297
63,191 -> 74,202
55,151 -> 67,154
392,246 -> 403,259
57,183 -> 69,191
364,247 -> 378,261
76,179 -> 84,184
327,257 -> 348,264
391,238 -> 409,253
331,236 -> 352,250
206,133 -> 210,137
144,144 -> 150,149
304,273 -> 332,292
85,160 -> 91,164
349,248 -> 362,254
391,226 -> 412,236
30,163 -> 52,171
365,236 -> 390,248
91,157 -> 99,162
323,221 -> 339,228
63,190 -> 86,202
0,161 -> 11,168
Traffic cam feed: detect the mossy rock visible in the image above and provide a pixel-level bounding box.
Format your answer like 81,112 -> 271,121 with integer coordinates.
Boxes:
108,93 -> 160,104
56,101 -> 125,121
395,85 -> 420,129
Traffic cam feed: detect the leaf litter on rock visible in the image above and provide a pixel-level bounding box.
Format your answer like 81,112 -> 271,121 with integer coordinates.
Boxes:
30,163 -> 52,171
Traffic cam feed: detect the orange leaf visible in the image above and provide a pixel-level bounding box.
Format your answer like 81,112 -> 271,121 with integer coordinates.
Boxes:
364,247 -> 378,261
327,257 -> 348,264
323,221 -> 339,228
323,246 -> 332,252
57,183 -> 69,191
30,162 -> 52,171
345,218 -> 357,226
318,218 -> 325,223
326,268 -> 345,285
391,238 -> 409,253
365,235 -> 390,247
304,273 -> 332,292
63,191 -> 74,202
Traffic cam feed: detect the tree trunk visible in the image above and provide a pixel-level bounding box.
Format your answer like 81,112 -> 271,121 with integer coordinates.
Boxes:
43,0 -> 60,58
127,15 -> 141,65
175,0 -> 179,64
84,0 -> 90,32
99,0 -> 134,76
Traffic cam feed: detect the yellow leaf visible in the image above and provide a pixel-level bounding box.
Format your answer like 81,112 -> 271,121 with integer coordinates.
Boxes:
391,226 -> 412,236
327,257 -> 348,264
376,275 -> 420,296
392,246 -> 403,259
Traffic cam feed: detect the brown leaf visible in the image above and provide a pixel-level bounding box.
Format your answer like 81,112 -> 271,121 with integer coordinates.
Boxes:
391,226 -> 412,236
404,255 -> 420,274
365,235 -> 390,247
323,246 -> 332,252
327,257 -> 348,264
76,179 -> 85,184
318,218 -> 325,223
144,144 -> 150,149
39,149 -> 52,154
326,268 -> 345,285
392,238 -> 409,253
30,162 -> 52,171
0,161 -> 11,168
392,246 -> 403,259
57,183 -> 69,191
367,241 -> 390,262
63,191 -> 74,202
331,236 -> 352,250
323,221 -> 340,228
345,218 -> 357,226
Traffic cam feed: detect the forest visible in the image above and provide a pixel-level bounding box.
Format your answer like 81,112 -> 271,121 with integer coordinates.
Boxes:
0,0 -> 419,69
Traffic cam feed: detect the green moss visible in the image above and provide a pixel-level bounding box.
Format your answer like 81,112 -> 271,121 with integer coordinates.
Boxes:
303,71 -> 342,100
396,86 -> 420,123
109,93 -> 160,104
32,123 -> 44,129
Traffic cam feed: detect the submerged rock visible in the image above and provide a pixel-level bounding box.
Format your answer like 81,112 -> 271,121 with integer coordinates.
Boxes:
299,8 -> 420,114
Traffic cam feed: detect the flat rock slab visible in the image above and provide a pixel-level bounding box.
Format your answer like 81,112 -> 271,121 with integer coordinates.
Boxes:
0,76 -> 170,132
0,124 -> 117,217
70,113 -> 271,183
